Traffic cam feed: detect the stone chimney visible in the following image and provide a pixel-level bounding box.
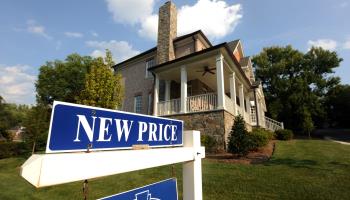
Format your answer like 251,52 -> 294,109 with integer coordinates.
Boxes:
157,1 -> 177,64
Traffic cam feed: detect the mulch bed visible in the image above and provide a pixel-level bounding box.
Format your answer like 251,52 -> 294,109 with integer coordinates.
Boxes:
206,140 -> 276,164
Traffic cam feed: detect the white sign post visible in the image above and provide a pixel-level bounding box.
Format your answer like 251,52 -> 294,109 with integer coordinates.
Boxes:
21,130 -> 205,200
21,102 -> 205,199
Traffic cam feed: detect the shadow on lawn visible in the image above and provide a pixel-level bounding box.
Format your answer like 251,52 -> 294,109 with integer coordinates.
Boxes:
265,158 -> 318,169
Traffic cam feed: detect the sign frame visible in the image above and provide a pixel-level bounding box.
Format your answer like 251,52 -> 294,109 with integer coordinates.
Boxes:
46,101 -> 184,153
98,178 -> 178,200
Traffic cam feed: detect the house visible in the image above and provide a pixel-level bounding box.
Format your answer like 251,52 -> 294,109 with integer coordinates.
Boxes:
113,1 -> 283,151
7,126 -> 25,142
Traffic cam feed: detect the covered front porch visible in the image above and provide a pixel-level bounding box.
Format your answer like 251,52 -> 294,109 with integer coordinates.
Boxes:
151,49 -> 255,126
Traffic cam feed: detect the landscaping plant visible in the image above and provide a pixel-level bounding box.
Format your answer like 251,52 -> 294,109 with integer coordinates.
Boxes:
228,115 -> 250,156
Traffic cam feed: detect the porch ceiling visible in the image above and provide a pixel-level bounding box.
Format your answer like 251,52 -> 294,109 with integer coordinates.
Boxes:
157,55 -> 234,93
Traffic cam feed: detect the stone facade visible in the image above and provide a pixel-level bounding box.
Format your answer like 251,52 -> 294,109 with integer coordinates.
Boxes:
157,1 -> 177,64
166,110 -> 252,152
167,110 -> 226,152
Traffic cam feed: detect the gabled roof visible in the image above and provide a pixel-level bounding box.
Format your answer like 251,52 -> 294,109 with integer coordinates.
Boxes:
114,47 -> 157,68
148,42 -> 252,87
227,40 -> 240,52
114,30 -> 212,69
173,30 -> 212,46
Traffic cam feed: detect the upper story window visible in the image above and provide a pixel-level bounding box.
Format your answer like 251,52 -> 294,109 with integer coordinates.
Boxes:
134,95 -> 142,113
145,58 -> 155,79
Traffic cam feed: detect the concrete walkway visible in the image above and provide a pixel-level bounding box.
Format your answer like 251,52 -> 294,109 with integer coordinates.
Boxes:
324,136 -> 350,145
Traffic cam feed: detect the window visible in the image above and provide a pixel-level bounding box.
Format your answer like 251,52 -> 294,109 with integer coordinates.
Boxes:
134,95 -> 142,113
145,58 -> 155,79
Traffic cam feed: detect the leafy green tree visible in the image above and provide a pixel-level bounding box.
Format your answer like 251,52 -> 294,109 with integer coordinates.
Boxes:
23,105 -> 50,152
325,84 -> 350,128
76,50 -> 124,109
36,53 -> 94,106
252,46 -> 342,134
228,115 -> 250,156
0,100 -> 30,140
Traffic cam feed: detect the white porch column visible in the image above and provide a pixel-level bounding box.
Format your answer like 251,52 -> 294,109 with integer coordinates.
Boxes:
180,66 -> 187,113
165,80 -> 171,101
239,83 -> 245,119
216,54 -> 225,109
153,74 -> 159,116
246,94 -> 251,124
229,72 -> 237,115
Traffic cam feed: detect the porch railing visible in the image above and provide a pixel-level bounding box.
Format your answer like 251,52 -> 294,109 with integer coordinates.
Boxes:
251,107 -> 257,124
187,93 -> 217,113
224,95 -> 234,115
157,98 -> 181,116
265,116 -> 284,131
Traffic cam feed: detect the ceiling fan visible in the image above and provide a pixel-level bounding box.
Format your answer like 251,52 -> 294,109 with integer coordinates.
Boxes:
196,66 -> 216,76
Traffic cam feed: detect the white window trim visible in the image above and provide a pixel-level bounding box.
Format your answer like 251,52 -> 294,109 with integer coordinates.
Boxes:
134,95 -> 142,113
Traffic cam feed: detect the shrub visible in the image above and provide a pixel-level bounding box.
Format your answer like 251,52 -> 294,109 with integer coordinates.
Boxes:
247,129 -> 269,150
201,134 -> 217,153
252,128 -> 275,140
275,129 -> 293,140
228,115 -> 250,156
0,142 -> 30,159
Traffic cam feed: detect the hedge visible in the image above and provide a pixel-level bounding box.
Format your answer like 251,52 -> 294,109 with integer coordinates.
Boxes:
0,142 -> 30,159
275,129 -> 293,140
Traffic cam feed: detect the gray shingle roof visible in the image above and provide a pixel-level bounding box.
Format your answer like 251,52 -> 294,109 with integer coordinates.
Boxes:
227,40 -> 240,52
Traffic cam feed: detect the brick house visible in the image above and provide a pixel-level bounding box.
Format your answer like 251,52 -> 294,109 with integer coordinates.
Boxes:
113,1 -> 283,151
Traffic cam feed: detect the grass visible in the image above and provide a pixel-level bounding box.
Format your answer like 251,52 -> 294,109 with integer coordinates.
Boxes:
0,139 -> 349,199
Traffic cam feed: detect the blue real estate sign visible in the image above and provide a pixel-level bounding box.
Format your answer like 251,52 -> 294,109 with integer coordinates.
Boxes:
98,179 -> 178,200
46,101 -> 183,153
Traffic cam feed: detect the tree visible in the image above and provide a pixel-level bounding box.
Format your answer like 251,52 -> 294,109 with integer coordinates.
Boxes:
228,115 -> 250,156
0,100 -> 30,140
252,46 -> 342,134
76,50 -> 124,109
36,53 -> 94,106
23,105 -> 50,152
325,84 -> 350,128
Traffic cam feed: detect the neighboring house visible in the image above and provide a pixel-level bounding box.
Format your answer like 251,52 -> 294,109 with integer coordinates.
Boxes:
114,1 -> 283,151
0,133 -> 6,142
7,126 -> 25,142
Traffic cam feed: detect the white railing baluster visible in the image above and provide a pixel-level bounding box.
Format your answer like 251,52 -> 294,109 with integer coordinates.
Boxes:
264,116 -> 284,131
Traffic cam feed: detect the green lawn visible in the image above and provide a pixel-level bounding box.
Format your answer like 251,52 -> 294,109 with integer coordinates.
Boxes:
0,139 -> 349,200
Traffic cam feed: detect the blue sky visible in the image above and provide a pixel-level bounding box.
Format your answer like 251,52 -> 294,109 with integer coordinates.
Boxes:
0,0 -> 349,105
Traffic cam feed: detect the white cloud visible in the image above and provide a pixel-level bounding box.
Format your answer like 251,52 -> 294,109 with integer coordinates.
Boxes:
138,14 -> 158,40
178,0 -> 242,39
343,38 -> 350,49
106,0 -> 155,25
106,0 -> 242,41
86,40 -> 140,62
0,64 -> 36,104
26,20 -> 52,40
64,32 -> 83,38
307,39 -> 337,51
